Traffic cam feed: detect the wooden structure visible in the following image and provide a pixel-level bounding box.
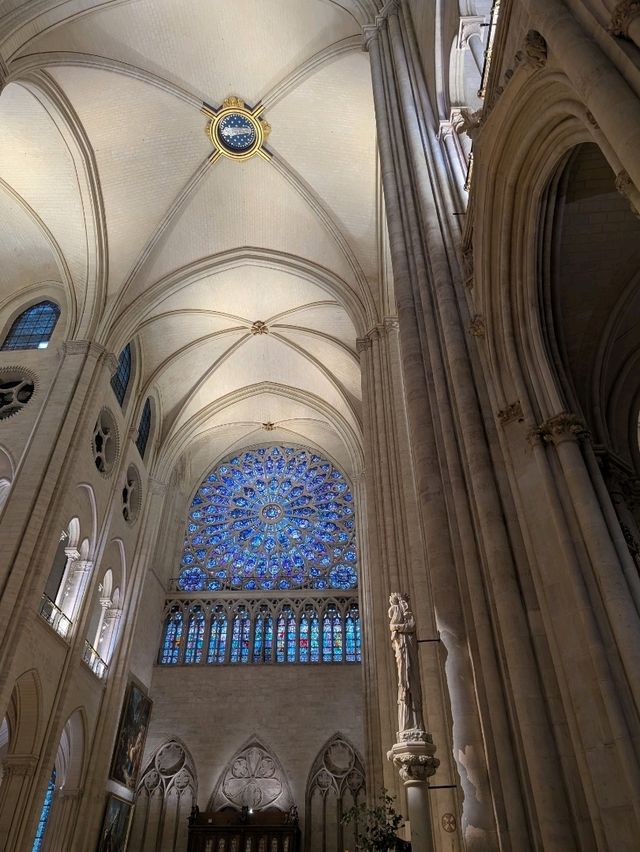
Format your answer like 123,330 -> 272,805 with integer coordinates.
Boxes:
187,807 -> 300,852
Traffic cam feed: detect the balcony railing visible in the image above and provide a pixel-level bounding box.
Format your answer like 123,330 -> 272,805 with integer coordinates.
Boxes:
82,640 -> 108,679
39,594 -> 72,639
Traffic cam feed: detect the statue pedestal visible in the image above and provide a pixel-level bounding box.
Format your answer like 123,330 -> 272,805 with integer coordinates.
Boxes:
388,731 -> 439,852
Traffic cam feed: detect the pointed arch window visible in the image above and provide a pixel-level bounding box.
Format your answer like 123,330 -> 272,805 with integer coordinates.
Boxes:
323,605 -> 343,663
160,606 -> 183,664
2,301 -> 60,351
253,606 -> 273,663
31,767 -> 56,851
229,607 -> 250,664
345,604 -> 361,662
136,398 -> 152,459
184,606 -> 205,664
110,344 -> 132,407
207,606 -> 227,664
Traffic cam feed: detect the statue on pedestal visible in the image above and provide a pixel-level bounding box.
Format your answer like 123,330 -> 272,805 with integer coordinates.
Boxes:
388,592 -> 426,736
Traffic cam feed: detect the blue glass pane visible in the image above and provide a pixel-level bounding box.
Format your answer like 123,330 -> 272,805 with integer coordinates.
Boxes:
299,613 -> 310,663
184,608 -> 205,664
3,301 -> 60,351
177,446 -> 358,592
136,397 -> 152,459
208,610 -> 227,664
160,609 -> 183,664
111,344 -> 132,406
346,606 -> 361,662
32,768 -> 56,851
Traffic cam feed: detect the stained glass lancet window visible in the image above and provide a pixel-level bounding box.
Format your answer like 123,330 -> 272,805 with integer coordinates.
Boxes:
136,398 -> 152,459
208,607 -> 227,664
178,446 -> 357,593
160,606 -> 183,664
184,606 -> 205,664
110,344 -> 132,407
2,301 -> 60,351
31,767 -> 56,851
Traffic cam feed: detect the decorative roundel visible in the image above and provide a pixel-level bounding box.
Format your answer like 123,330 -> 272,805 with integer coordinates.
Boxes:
204,96 -> 271,162
178,446 -> 358,593
217,112 -> 257,153
0,373 -> 35,420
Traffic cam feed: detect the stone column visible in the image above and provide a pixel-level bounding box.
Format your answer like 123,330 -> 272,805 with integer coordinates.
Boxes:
389,734 -> 439,852
364,2 -> 579,848
0,754 -> 38,847
43,787 -> 81,851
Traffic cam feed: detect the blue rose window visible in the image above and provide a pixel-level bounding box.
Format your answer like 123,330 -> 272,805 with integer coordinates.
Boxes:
217,112 -> 256,152
178,446 -> 358,593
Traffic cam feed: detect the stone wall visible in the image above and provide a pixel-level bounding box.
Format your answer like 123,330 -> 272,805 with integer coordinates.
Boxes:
140,663 -> 365,847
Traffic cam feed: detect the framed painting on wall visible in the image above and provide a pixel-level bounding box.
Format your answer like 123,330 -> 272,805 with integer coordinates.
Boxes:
110,681 -> 152,790
96,794 -> 132,852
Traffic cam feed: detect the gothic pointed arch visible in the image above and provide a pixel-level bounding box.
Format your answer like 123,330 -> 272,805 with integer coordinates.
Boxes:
305,733 -> 365,852
208,737 -> 293,813
129,738 -> 197,852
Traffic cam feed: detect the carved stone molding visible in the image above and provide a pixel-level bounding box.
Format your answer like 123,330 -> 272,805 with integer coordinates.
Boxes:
522,30 -> 548,68
356,337 -> 372,353
383,316 -> 399,334
468,315 -> 486,337
609,0 -> 640,37
531,413 -> 589,446
497,401 -> 524,425
615,170 -> 640,218
461,244 -> 474,289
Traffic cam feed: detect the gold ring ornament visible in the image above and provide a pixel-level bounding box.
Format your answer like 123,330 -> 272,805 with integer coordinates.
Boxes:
202,96 -> 271,163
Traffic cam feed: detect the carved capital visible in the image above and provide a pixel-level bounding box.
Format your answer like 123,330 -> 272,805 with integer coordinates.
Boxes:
609,0 -> 640,37
148,477 -> 167,496
468,315 -> 486,337
356,337 -> 372,353
615,170 -> 640,218
387,737 -> 439,785
383,316 -> 399,334
532,413 -> 589,446
3,754 -> 38,776
458,15 -> 484,49
522,30 -> 548,68
362,0 -> 401,50
453,107 -> 483,141
497,401 -> 524,425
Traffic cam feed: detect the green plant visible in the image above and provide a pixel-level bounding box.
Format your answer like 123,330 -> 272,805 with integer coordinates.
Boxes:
342,790 -> 405,851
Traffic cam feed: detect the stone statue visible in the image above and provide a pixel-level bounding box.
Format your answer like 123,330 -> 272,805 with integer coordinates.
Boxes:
389,593 -> 425,735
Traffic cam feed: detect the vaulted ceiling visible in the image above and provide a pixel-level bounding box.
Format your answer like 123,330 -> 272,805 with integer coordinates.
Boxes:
0,0 -> 391,483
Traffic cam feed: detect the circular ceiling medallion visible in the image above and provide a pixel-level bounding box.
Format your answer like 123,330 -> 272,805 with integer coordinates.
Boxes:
204,96 -> 271,162
217,112 -> 257,152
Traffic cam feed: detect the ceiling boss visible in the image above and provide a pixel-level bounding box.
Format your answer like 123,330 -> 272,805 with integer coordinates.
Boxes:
202,96 -> 271,163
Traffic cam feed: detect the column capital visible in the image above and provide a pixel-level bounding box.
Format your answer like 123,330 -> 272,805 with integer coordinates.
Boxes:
458,15 -> 484,49
362,0 -> 401,50
609,0 -> 640,38
149,477 -> 168,496
387,735 -> 440,785
2,753 -> 38,776
529,412 -> 589,446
